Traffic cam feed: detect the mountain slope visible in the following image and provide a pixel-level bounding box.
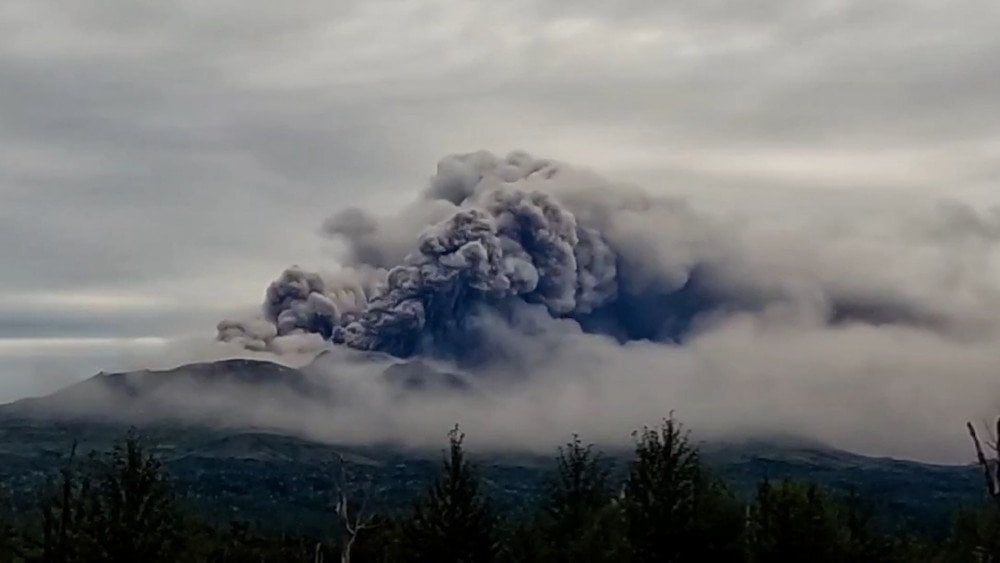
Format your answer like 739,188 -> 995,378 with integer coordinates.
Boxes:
0,358 -> 985,536
0,358 -> 320,423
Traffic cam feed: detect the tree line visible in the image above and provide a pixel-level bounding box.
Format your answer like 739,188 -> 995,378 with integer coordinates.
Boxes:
0,418 -> 998,562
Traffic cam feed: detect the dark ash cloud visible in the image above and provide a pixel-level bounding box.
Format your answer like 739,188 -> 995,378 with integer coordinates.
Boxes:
221,149 -> 1000,364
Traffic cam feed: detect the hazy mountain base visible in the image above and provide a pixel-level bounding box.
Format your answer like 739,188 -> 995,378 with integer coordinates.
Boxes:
0,358 -> 986,538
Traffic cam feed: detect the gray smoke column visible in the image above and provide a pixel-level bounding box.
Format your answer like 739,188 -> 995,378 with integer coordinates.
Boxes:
219,151 -> 625,357
218,265 -> 380,353
219,149 -> 963,360
334,186 -> 619,355
216,318 -> 277,352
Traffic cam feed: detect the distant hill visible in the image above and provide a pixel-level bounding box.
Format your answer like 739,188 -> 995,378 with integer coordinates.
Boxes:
0,355 -> 470,425
0,358 -> 986,537
0,358 -> 322,424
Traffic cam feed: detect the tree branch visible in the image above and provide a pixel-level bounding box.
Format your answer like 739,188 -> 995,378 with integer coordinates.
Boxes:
968,421 -> 1000,508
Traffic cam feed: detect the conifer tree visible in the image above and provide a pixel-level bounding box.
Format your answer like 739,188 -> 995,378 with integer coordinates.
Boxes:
82,430 -> 183,562
538,435 -> 623,562
621,417 -> 744,562
396,426 -> 499,563
748,480 -> 847,563
37,444 -> 93,563
32,432 -> 184,563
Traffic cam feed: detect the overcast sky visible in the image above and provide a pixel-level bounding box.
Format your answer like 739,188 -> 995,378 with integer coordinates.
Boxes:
3,0 -> 1000,400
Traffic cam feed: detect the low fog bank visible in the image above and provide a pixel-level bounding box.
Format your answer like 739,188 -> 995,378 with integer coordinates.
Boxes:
16,334 -> 999,465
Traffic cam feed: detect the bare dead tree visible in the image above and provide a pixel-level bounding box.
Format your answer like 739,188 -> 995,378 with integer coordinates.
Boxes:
967,418 -> 1000,509
333,454 -> 377,563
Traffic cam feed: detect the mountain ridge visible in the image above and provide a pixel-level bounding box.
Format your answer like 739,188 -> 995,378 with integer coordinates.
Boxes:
0,357 -> 985,536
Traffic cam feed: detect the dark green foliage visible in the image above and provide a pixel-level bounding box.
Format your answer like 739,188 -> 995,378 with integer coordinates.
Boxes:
0,490 -> 21,562
497,436 -> 625,562
83,430 -> 184,562
944,506 -> 1000,562
747,481 -> 907,562
749,480 -> 847,562
0,419 -> 995,561
395,426 -> 499,563
28,431 -> 186,563
497,521 -> 546,563
35,446 -> 89,562
621,417 -> 745,562
192,521 -> 328,562
0,420 -> 981,538
838,489 -> 897,560
544,436 -> 613,530
535,436 -> 624,562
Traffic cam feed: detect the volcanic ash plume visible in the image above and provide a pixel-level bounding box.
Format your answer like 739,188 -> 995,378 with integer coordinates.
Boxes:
218,265 -> 379,353
220,151 -> 627,357
219,149 -> 974,360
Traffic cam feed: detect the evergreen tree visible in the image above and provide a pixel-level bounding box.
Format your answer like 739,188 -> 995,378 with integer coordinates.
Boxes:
945,505 -> 1000,562
82,430 -> 184,562
536,436 -> 624,562
748,480 -> 847,563
35,444 -> 96,563
396,426 -> 499,563
29,433 -> 184,562
621,417 -> 744,563
0,488 -> 22,562
837,489 -> 895,561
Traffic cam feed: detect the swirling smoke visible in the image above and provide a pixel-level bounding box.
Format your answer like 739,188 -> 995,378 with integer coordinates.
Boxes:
218,150 -> 969,362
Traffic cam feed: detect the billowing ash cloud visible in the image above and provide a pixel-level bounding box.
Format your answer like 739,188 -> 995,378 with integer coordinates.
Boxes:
332,186 -> 623,356
221,151 -> 666,357
218,265 -> 381,354
219,150 -> 991,361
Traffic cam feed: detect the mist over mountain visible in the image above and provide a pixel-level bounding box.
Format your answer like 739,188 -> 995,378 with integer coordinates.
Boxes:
199,150 -> 1000,464
0,356 -> 983,538
0,354 -> 476,446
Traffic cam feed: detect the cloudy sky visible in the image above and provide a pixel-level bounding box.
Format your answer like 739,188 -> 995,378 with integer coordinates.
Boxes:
3,0 -> 1000,401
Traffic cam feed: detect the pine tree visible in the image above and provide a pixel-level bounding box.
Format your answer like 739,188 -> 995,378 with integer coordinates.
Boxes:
84,430 -> 184,562
0,487 -> 22,562
396,426 -> 499,563
621,417 -> 744,562
945,506 -> 1000,562
30,432 -> 185,562
537,435 -> 624,562
36,443 -> 97,563
748,480 -> 847,563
